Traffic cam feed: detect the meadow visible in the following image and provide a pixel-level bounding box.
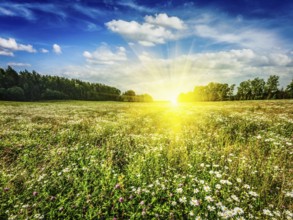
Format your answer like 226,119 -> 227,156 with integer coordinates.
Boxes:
0,100 -> 292,219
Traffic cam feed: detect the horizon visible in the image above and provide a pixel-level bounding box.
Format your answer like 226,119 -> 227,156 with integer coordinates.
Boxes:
0,0 -> 293,100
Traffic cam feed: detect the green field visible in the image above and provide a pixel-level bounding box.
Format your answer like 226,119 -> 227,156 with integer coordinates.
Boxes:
0,100 -> 292,219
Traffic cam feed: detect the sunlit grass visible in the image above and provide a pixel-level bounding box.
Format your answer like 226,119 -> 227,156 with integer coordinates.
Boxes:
0,100 -> 292,219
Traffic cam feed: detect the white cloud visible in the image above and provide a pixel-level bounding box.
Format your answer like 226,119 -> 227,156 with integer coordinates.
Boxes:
72,4 -> 104,19
106,13 -> 186,47
0,7 -> 15,16
193,22 -> 283,51
0,3 -> 66,20
83,45 -> 127,65
116,1 -> 153,13
145,13 -> 186,30
7,62 -> 31,67
53,44 -> 62,54
0,49 -> 14,56
40,48 -> 49,53
0,37 -> 36,53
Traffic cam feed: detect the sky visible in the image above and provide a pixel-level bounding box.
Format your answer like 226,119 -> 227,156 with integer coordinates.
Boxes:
0,0 -> 293,100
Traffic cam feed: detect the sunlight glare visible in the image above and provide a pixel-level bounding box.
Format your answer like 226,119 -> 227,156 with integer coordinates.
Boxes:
170,96 -> 178,106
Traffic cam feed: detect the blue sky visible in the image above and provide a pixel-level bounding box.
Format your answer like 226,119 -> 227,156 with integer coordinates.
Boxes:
0,0 -> 292,100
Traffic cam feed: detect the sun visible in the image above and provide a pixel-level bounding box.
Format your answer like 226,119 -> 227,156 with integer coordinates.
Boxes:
169,96 -> 178,105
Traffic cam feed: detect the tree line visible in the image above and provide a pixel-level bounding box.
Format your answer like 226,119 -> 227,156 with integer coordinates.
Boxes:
0,66 -> 153,102
178,75 -> 293,102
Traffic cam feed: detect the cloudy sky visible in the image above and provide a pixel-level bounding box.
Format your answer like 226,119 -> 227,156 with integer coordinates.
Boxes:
0,0 -> 292,100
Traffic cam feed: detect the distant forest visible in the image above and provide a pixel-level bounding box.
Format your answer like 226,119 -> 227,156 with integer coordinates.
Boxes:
178,75 -> 293,102
0,66 -> 153,102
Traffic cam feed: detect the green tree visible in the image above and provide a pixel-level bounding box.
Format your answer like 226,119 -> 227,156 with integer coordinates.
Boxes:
122,90 -> 136,102
228,84 -> 235,100
265,75 -> 279,99
237,80 -> 252,100
250,77 -> 265,100
6,86 -> 25,101
286,79 -> 293,98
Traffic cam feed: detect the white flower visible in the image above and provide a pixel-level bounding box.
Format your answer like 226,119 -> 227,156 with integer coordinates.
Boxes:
171,201 -> 177,206
176,188 -> 183,194
189,211 -> 194,216
243,184 -> 250,189
248,191 -> 259,197
236,178 -> 242,183
205,196 -> 214,202
273,211 -> 281,217
204,185 -> 211,192
190,198 -> 200,206
285,191 -> 293,198
208,205 -> 216,211
215,173 -> 222,178
231,195 -> 240,202
285,210 -> 292,217
233,207 -> 244,215
194,188 -> 199,194
34,214 -> 44,219
215,184 -> 221,189
263,209 -> 273,216
179,197 -> 187,203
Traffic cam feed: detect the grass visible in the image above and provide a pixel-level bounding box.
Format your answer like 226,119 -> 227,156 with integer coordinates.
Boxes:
0,100 -> 292,219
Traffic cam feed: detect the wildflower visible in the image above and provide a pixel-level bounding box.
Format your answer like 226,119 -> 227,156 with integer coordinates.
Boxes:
231,195 -> 240,202
248,191 -> 258,197
22,204 -> 29,208
273,211 -> 281,217
215,173 -> 222,178
203,185 -> 211,192
176,188 -> 183,194
205,196 -> 214,202
34,214 -> 44,219
119,197 -> 124,203
215,184 -> 221,189
115,184 -> 121,189
195,216 -> 202,220
190,198 -> 200,206
142,209 -> 146,216
139,201 -> 144,206
285,191 -> 293,198
171,201 -> 177,206
236,178 -> 242,183
179,197 -> 187,204
263,209 -> 273,216
233,207 -> 244,215
4,187 -> 10,192
208,205 -> 216,211
33,191 -> 38,196
243,184 -> 250,189
285,210 -> 292,217
194,188 -> 199,194
148,184 -> 153,188
189,211 -> 194,216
